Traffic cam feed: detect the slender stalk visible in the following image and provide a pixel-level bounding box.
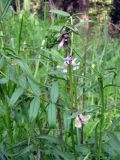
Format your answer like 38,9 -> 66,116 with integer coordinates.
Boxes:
18,15 -> 23,55
81,19 -> 88,144
34,40 -> 45,78
70,16 -> 73,55
57,108 -> 63,140
68,16 -> 77,159
98,76 -> 105,160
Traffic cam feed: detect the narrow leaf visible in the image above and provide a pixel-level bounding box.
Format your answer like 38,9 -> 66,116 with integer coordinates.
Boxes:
28,78 -> 40,96
29,96 -> 40,121
50,81 -> 59,103
48,103 -> 56,127
18,75 -> 27,89
9,87 -> 24,106
0,77 -> 9,84
49,9 -> 70,17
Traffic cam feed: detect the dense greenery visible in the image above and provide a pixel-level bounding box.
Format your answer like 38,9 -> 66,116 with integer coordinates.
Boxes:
0,1 -> 120,160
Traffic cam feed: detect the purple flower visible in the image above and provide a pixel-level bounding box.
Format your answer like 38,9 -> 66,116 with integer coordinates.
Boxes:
58,34 -> 69,50
63,55 -> 73,64
57,55 -> 80,73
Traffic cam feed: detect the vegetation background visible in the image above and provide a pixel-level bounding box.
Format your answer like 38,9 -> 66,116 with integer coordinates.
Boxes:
0,0 -> 120,160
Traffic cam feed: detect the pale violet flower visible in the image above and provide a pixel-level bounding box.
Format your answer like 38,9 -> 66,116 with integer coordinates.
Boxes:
75,114 -> 91,128
57,55 -> 80,73
63,55 -> 72,64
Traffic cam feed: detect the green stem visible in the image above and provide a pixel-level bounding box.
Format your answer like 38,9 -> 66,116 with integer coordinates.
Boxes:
34,40 -> 45,78
18,15 -> 23,55
98,76 -> 105,160
68,64 -> 73,110
67,15 -> 77,160
81,21 -> 88,144
34,54 -> 41,78
70,16 -> 73,54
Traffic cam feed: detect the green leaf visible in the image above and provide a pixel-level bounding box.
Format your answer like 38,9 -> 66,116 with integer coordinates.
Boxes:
64,112 -> 71,132
28,78 -> 40,96
16,59 -> 31,75
48,103 -> 56,127
0,0 -> 12,19
18,75 -> 27,89
49,9 -> 70,17
8,64 -> 17,82
9,87 -> 24,106
75,20 -> 92,28
105,132 -> 120,158
50,81 -> 59,103
0,56 -> 5,69
29,96 -> 40,121
0,77 -> 9,84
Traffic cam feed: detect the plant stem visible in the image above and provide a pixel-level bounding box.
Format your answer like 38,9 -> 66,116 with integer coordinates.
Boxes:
68,16 -> 77,159
98,76 -> 105,160
57,108 -> 63,140
18,15 -> 23,55
70,16 -> 73,55
81,21 -> 88,144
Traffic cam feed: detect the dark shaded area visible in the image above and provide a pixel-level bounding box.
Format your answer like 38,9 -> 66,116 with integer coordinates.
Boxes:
109,0 -> 120,37
50,0 -> 89,13
110,0 -> 120,24
11,0 -> 23,12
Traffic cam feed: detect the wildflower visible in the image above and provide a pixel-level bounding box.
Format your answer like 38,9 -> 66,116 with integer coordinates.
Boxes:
75,114 -> 91,128
63,55 -> 73,64
57,55 -> 80,73
58,34 -> 69,50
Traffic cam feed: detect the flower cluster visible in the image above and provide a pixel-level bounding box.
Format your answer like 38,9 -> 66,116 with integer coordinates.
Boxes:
57,55 -> 80,73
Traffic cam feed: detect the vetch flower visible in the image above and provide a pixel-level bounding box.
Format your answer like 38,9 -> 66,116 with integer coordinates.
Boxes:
75,114 -> 91,128
58,34 -> 69,50
57,55 -> 80,73
63,55 -> 73,64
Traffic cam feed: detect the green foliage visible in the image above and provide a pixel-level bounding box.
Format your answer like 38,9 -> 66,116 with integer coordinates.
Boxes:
0,5 -> 120,160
